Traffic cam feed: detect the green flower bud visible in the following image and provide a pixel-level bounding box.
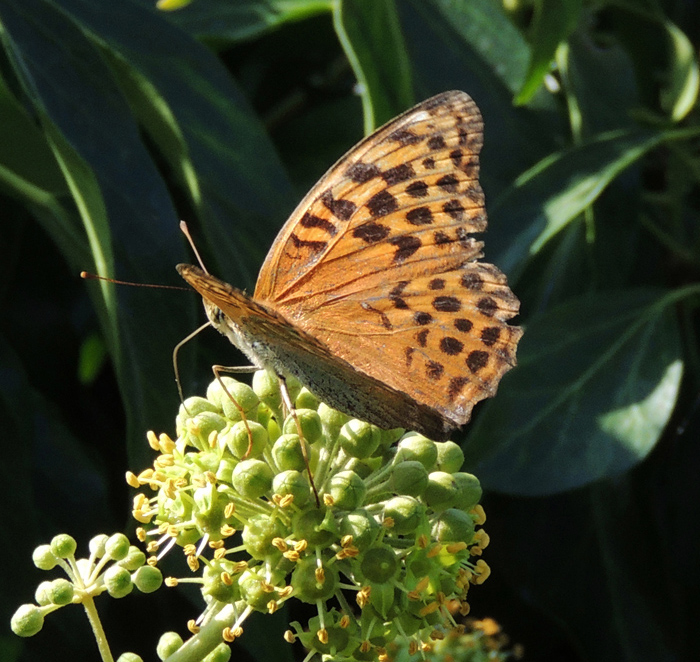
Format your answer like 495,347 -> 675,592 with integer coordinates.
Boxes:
453,472 -> 482,510
188,411 -> 227,449
194,487 -> 227,539
390,460 -> 429,496
339,420 -> 382,458
180,396 -> 218,419
11,604 -> 44,637
32,544 -> 58,570
424,471 -> 459,510
193,450 -> 221,474
176,527 -> 201,546
435,441 -> 464,473
283,409 -> 323,445
156,631 -> 184,660
252,370 -> 282,410
104,565 -> 134,598
48,578 -> 74,605
105,533 -> 130,561
203,643 -> 232,662
89,534 -> 109,558
360,544 -> 398,583
291,557 -> 339,603
50,534 -> 77,559
396,434 -> 437,470
296,387 -> 319,410
272,434 -> 311,472
117,654 -> 143,662
379,427 -> 405,449
119,546 -> 147,571
202,563 -> 239,603
328,470 -> 366,510
232,459 -> 273,499
285,375 -> 303,403
242,514 -> 285,560
383,495 -> 426,534
337,509 -> 379,551
216,457 -> 237,484
293,509 -> 336,546
35,581 -> 53,606
132,565 -> 163,593
221,420 -> 267,459
239,570 -> 272,612
206,377 -> 257,413
272,469 -> 310,507
317,403 -> 350,440
431,508 -> 475,543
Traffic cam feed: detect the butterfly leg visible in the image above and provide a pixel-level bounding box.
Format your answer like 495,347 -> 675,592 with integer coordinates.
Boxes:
277,374 -> 320,508
213,364 -> 258,459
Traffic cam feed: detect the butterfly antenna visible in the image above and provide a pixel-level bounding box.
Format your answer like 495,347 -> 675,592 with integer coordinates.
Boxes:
80,272 -> 189,291
180,221 -> 210,273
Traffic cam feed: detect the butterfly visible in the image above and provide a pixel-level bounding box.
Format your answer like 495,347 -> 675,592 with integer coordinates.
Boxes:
178,91 -> 522,441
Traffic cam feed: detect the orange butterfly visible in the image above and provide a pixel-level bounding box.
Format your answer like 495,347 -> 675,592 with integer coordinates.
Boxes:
179,91 -> 522,441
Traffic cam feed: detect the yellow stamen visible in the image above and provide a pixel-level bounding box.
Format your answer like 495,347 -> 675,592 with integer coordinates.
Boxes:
427,543 -> 443,558
419,601 -> 440,617
147,430 -> 160,450
317,628 -> 329,644
125,472 -> 140,488
272,537 -> 288,552
187,620 -> 199,634
472,559 -> 491,584
446,541 -> 468,554
471,504 -> 486,525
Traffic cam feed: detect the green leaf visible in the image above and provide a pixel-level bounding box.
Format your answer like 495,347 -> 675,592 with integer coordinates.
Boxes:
334,0 -> 413,132
154,0 -> 332,43
557,30 -> 639,137
0,0 -> 194,454
421,0 -> 532,94
400,0 -> 562,199
59,0 -> 296,287
661,20 -> 699,122
463,289 -> 685,496
490,129 -> 668,278
515,0 -> 583,105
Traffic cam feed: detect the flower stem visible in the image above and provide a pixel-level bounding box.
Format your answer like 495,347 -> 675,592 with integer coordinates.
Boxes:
82,595 -> 114,662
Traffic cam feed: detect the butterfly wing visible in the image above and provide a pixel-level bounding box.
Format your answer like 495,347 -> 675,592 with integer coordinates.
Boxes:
254,91 -> 521,430
178,264 -> 454,439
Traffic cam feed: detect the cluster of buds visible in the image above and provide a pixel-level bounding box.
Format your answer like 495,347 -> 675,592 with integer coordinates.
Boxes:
129,371 -> 491,661
11,533 -> 162,640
